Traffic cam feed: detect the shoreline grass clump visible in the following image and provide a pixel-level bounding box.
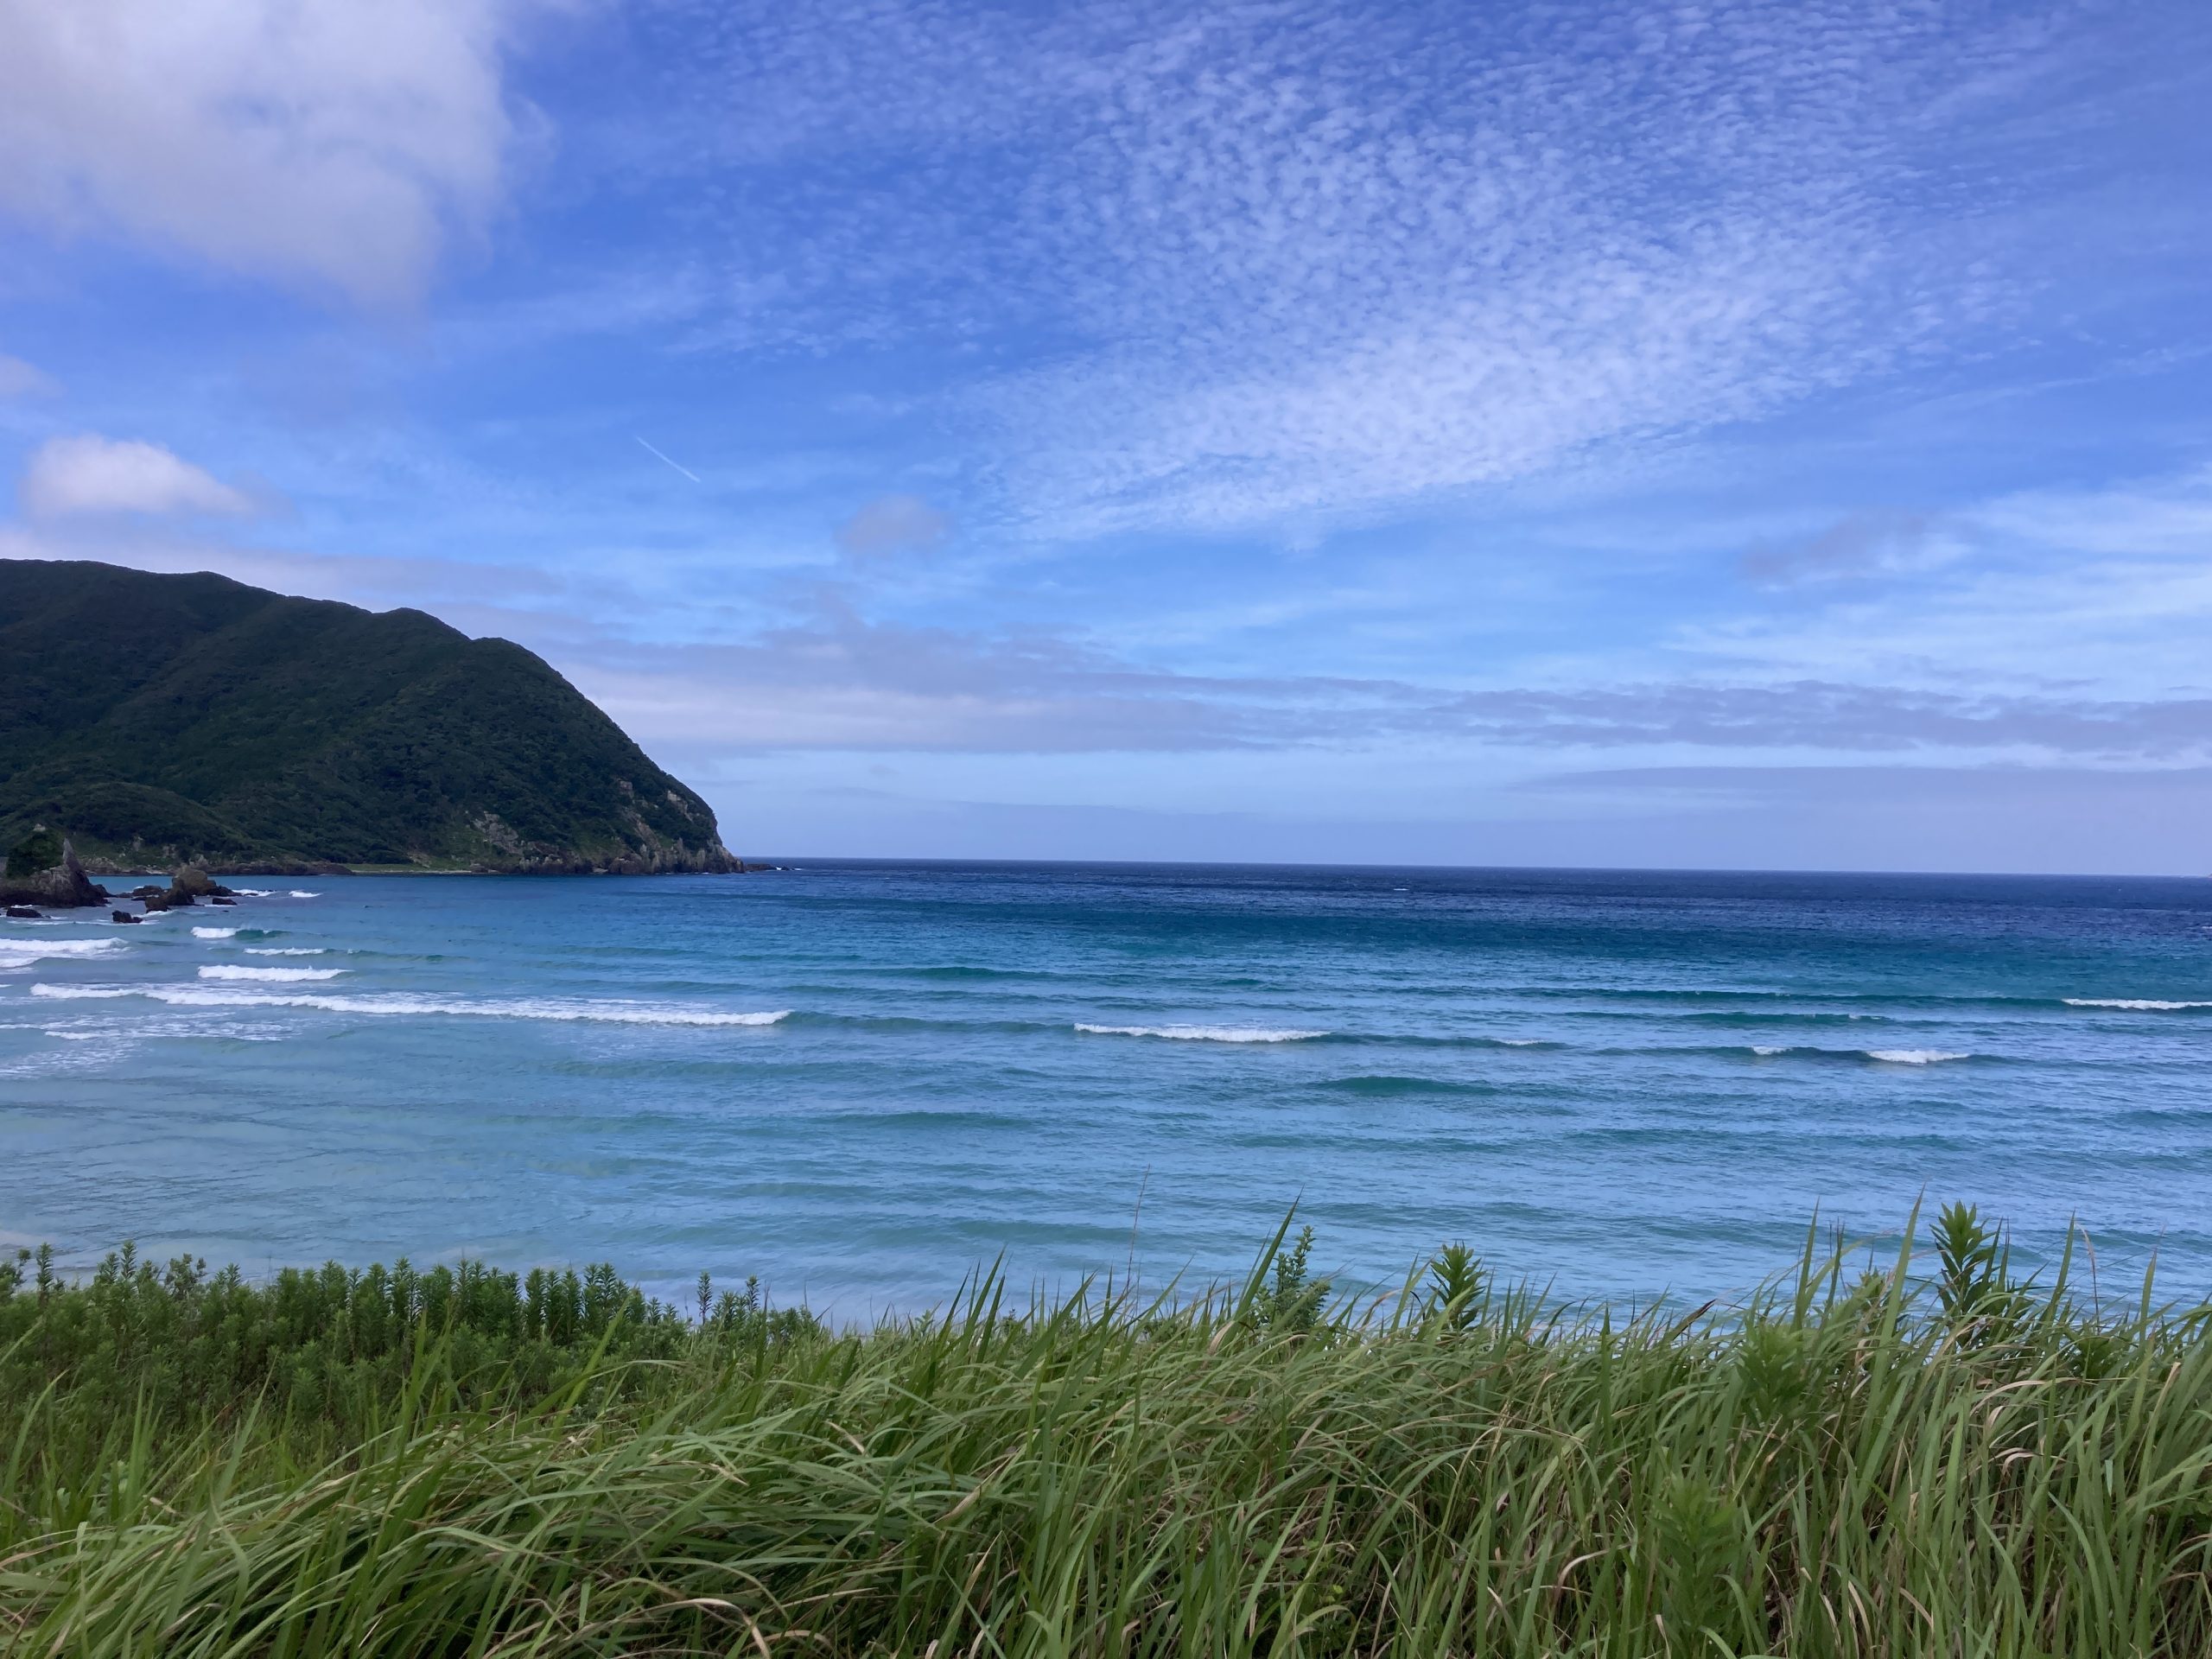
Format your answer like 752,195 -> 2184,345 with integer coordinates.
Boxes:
3,1203 -> 2210,1656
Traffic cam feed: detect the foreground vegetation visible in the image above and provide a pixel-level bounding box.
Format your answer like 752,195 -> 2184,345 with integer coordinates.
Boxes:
3,1206 -> 2209,1656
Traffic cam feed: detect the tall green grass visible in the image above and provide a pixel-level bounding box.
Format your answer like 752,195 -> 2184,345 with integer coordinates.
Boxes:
3,1204 -> 2209,1656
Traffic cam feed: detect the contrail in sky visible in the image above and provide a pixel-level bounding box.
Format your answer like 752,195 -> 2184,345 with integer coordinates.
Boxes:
635,435 -> 701,482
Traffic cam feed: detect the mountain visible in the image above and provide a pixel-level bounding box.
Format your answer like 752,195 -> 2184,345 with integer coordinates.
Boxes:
0,560 -> 740,875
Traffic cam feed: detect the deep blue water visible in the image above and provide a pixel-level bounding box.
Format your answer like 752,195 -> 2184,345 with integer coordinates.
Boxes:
3,862 -> 2210,1314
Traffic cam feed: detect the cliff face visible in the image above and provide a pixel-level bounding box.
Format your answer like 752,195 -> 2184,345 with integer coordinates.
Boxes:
0,560 -> 742,875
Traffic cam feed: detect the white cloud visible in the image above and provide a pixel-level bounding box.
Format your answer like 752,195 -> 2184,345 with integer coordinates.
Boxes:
541,587 -> 2212,763
658,0 -> 2159,535
836,493 -> 950,556
0,354 -> 60,398
19,435 -> 257,519
0,0 -> 532,306
1687,463 -> 2212,695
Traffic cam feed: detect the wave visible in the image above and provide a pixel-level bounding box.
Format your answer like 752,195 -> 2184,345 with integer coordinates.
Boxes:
31,983 -> 790,1027
2063,998 -> 2212,1011
1656,1008 -> 1890,1027
1319,1073 -> 1496,1097
1738,1044 -> 1971,1065
1075,1023 -> 1325,1043
289,890 -> 321,899
232,888 -> 275,897
198,965 -> 345,982
905,964 -> 1061,982
245,947 -> 327,957
1516,985 -> 2117,1015
0,938 -> 124,969
192,926 -> 238,939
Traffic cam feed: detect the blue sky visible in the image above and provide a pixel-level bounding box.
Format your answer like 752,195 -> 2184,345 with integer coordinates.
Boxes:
3,0 -> 2209,871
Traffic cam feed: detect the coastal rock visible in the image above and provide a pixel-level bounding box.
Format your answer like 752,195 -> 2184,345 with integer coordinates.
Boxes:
6,905 -> 41,919
111,909 -> 142,924
0,829 -> 111,909
211,895 -> 238,906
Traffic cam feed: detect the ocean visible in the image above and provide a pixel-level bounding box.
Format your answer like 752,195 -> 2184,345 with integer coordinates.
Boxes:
3,862 -> 2209,1315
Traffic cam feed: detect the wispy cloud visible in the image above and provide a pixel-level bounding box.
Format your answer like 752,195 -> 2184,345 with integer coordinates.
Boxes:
648,0 -> 2192,536
556,588 -> 2212,762
836,493 -> 950,557
1741,512 -> 1946,587
0,353 -> 59,399
1688,465 -> 2212,694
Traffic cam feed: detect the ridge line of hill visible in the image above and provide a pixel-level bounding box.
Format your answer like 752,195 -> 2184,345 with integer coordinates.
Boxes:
1,559 -> 743,886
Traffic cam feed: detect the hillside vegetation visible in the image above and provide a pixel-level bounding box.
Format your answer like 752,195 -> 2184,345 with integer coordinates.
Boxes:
3,1205 -> 2209,1656
0,559 -> 736,873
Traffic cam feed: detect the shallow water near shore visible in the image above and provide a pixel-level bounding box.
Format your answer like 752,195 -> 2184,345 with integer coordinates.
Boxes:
3,861 -> 2209,1314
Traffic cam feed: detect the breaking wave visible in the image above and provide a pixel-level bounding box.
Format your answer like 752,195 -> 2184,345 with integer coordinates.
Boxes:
1743,1045 -> 1974,1065
1075,1023 -> 1326,1043
2064,998 -> 2212,1012
0,938 -> 124,969
32,983 -> 789,1027
198,965 -> 346,982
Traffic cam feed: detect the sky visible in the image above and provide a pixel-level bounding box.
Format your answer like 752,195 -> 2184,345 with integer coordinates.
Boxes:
2,0 -> 2209,873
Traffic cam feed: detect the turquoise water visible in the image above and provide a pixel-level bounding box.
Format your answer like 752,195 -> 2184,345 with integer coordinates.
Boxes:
3,863 -> 2209,1313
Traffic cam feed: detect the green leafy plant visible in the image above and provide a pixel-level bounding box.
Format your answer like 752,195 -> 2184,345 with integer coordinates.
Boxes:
1252,1223 -> 1331,1335
1934,1199 -> 2030,1345
1423,1239 -> 1487,1332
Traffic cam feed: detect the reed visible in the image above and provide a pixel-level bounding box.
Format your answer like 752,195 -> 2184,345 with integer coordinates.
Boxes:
3,1203 -> 2209,1656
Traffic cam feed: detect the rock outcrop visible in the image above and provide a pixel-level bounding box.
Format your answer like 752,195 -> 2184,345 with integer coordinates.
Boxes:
139,865 -> 235,912
0,828 -> 109,909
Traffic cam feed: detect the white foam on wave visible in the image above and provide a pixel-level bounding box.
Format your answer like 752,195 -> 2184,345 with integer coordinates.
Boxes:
1075,1022 -> 1325,1043
192,925 -> 238,939
1751,1045 -> 1790,1056
1867,1049 -> 1971,1065
245,947 -> 326,956
198,964 -> 345,982
0,938 -> 124,969
231,888 -> 274,897
47,1030 -> 101,1041
289,890 -> 321,899
2063,998 -> 2212,1011
32,982 -> 789,1027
